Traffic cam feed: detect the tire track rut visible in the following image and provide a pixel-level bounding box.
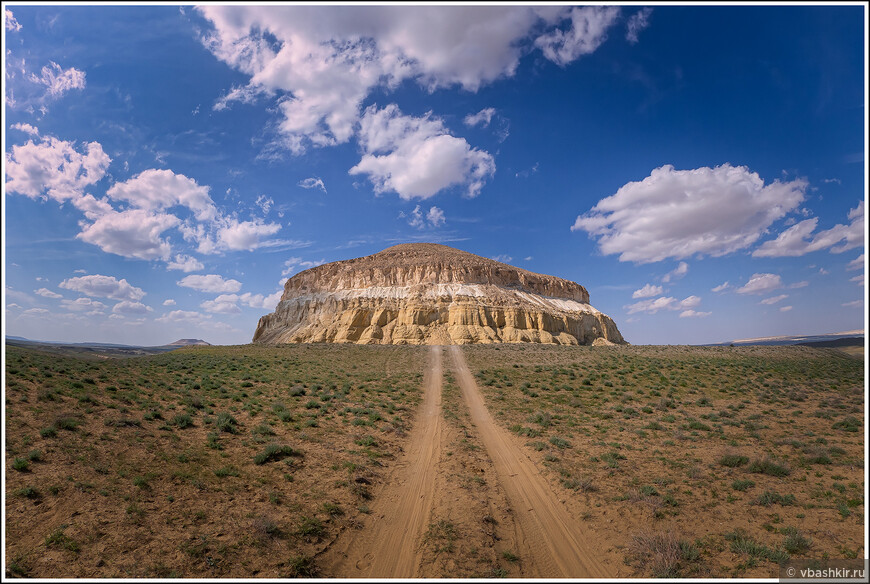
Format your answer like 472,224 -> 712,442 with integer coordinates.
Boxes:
447,345 -> 607,578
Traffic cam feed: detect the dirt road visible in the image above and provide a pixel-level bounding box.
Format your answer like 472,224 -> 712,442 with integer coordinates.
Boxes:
447,345 -> 606,578
322,345 -> 607,578
321,345 -> 444,577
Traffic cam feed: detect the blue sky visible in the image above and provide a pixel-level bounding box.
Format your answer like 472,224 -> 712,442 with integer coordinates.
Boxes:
3,3 -> 866,346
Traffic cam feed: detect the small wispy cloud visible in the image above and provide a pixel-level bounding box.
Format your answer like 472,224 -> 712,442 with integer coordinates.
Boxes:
464,107 -> 496,128
662,262 -> 688,283
298,177 -> 327,193
625,7 -> 652,44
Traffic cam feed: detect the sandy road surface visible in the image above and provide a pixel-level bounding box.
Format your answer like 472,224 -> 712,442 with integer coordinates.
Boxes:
448,345 -> 607,578
321,345 -> 444,577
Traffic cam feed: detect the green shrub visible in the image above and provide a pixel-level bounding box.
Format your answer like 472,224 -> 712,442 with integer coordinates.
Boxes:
731,479 -> 755,491
748,458 -> 790,477
12,458 -> 29,472
354,435 -> 377,447
549,436 -> 571,449
45,528 -> 80,553
832,417 -> 861,432
214,466 -> 240,478
726,529 -> 789,564
15,486 -> 40,499
215,412 -> 239,433
171,413 -> 193,429
284,555 -> 316,577
297,516 -> 324,537
782,527 -> 811,554
254,443 -> 301,465
55,417 -> 80,431
719,454 -> 749,467
322,502 -> 344,517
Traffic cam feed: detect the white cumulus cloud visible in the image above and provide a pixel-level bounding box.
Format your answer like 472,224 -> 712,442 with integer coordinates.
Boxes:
34,288 -> 62,299
736,273 -> 782,295
106,169 -> 218,222
61,297 -> 106,312
632,284 -> 663,299
59,274 -> 146,302
166,254 -> 204,273
711,281 -> 731,293
625,295 -> 701,315
572,164 -> 807,263
112,301 -> 152,315
5,136 -> 111,203
77,208 -> 179,261
427,206 -> 446,228
197,5 -> 617,156
201,294 -> 242,314
679,309 -> 711,318
779,306 -> 793,312
350,104 -> 495,200
753,201 -> 864,257
846,254 -> 864,270
402,205 -> 447,229
534,6 -> 621,67
214,218 -> 283,252
178,274 -> 243,293
6,8 -> 22,31
11,122 -> 38,135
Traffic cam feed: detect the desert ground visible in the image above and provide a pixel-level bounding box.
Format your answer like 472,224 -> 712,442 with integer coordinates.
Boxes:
5,342 -> 865,578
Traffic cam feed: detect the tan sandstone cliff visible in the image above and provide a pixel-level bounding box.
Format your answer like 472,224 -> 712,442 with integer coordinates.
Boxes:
253,243 -> 626,345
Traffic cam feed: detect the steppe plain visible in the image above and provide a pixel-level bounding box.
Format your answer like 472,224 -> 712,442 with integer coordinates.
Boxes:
4,341 -> 865,578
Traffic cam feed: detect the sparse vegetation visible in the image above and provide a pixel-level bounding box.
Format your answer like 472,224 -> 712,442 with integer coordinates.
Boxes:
4,341 -> 863,578
5,342 -> 425,578
464,343 -> 864,578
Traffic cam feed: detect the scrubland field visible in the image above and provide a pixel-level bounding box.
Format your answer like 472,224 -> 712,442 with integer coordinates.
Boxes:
464,344 -> 865,577
4,342 -> 865,578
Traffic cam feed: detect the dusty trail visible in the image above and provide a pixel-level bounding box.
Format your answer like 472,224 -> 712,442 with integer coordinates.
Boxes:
321,345 -> 444,577
447,345 -> 607,578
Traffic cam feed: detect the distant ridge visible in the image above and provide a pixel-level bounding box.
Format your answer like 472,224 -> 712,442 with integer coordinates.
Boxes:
715,330 -> 864,347
6,336 -> 213,358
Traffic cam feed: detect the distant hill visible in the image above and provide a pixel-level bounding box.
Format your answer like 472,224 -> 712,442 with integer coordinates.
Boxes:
715,330 -> 864,347
5,336 -> 213,359
797,337 -> 865,349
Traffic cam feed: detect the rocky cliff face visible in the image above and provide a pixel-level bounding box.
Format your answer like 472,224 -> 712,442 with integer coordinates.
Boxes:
253,243 -> 626,346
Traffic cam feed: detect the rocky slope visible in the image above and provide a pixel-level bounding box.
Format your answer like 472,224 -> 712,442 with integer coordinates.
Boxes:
253,243 -> 626,345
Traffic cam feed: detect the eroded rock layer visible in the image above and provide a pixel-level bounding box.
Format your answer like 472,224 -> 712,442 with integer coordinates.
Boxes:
253,243 -> 626,345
